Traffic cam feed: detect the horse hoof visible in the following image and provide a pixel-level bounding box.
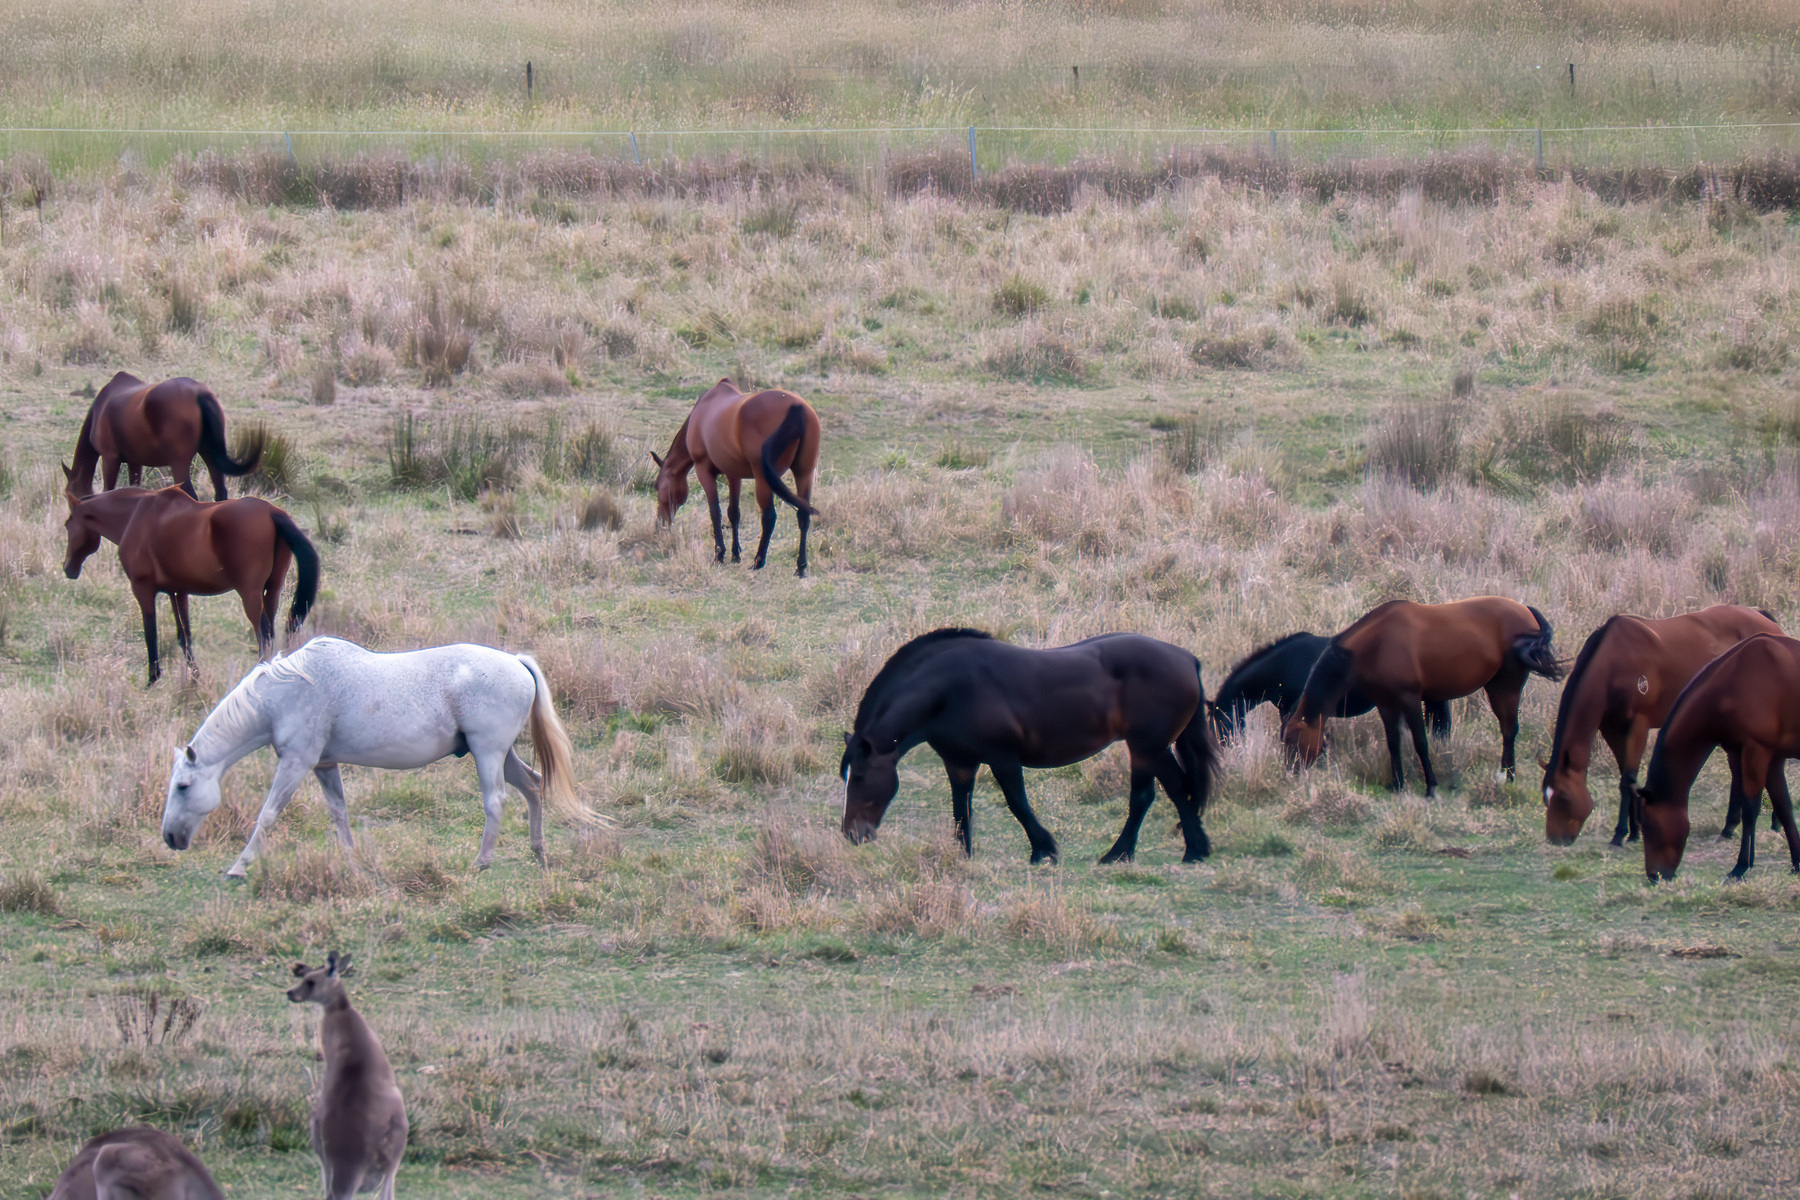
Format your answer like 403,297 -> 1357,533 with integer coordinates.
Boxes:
1098,850 -> 1131,865
1182,852 -> 1209,864
1608,836 -> 1626,849
1030,850 -> 1059,865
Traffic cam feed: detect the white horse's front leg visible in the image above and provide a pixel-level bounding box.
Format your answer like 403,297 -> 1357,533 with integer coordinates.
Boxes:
314,765 -> 355,852
503,749 -> 546,866
226,754 -> 316,878
473,749 -> 509,870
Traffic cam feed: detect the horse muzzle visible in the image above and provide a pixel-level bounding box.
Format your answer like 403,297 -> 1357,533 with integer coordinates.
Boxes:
63,562 -> 81,580
842,820 -> 879,845
164,829 -> 191,851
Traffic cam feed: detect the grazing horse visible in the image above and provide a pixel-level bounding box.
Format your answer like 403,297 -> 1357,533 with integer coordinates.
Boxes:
48,1126 -> 224,1200
1542,605 -> 1782,847
1212,630 -> 1450,742
1283,598 -> 1564,795
651,378 -> 821,576
68,372 -> 263,501
162,637 -> 593,876
839,629 -> 1218,864
1637,633 -> 1800,882
61,478 -> 318,685
289,953 -> 408,1200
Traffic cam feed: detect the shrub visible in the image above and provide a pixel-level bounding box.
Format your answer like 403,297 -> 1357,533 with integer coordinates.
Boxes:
1368,403 -> 1461,490
992,275 -> 1051,318
742,198 -> 799,237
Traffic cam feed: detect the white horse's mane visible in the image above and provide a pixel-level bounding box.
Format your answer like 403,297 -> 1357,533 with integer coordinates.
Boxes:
192,641 -> 328,757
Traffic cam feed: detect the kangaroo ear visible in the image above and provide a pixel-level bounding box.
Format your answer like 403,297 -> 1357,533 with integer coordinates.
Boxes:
293,962 -> 309,978
649,451 -> 664,468
329,951 -> 351,977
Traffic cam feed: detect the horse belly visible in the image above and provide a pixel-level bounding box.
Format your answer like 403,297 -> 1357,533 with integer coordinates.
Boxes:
320,715 -> 460,771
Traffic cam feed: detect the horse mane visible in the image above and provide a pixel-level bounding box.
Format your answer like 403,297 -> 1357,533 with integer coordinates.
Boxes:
1545,616 -> 1619,773
851,627 -> 993,732
1297,641 -> 1356,715
1220,632 -> 1314,686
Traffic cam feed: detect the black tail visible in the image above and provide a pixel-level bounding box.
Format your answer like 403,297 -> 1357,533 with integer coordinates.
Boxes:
195,391 -> 263,483
1511,605 -> 1566,681
271,510 -> 320,633
1177,662 -> 1220,819
758,403 -> 818,516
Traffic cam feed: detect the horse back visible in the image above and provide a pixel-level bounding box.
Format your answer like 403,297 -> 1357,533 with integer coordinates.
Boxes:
91,376 -> 205,465
1340,596 -> 1539,699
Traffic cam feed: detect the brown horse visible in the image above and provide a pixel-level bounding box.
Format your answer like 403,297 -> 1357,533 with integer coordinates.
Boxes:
1637,633 -> 1800,882
68,372 -> 264,500
840,629 -> 1218,864
651,378 -> 820,576
61,478 -> 319,684
1283,597 -> 1564,795
1542,605 -> 1782,846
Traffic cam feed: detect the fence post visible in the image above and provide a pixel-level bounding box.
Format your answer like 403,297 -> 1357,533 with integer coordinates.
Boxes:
284,132 -> 297,166
1269,129 -> 1278,156
629,132 -> 640,165
968,127 -> 978,186
1535,127 -> 1543,175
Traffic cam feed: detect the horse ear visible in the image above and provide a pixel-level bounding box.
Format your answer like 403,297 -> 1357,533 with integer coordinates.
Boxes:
842,731 -> 853,747
1536,755 -> 1551,771
649,451 -> 664,468
185,745 -> 197,764
60,461 -> 73,483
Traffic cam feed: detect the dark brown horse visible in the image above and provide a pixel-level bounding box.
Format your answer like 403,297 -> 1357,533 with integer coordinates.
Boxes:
840,629 -> 1218,864
651,378 -> 820,576
1283,597 -> 1564,795
1637,634 -> 1800,882
61,478 -> 319,684
68,372 -> 264,501
1543,605 -> 1782,846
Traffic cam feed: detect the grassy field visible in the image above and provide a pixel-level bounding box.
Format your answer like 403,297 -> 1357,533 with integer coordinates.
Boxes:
3,6 -> 1800,1198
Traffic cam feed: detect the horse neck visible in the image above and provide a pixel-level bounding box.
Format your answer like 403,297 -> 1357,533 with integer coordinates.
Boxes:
69,400 -> 102,485
1644,697 -> 1716,805
76,490 -> 150,542
1546,665 -> 1606,778
191,676 -> 274,769
662,417 -> 696,472
862,671 -> 947,752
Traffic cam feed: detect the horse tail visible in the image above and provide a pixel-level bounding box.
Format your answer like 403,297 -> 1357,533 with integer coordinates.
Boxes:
518,654 -> 599,826
1427,699 -> 1453,737
196,389 -> 264,480
1512,605 -> 1566,681
1176,660 -> 1220,818
758,403 -> 819,516
270,510 -> 319,633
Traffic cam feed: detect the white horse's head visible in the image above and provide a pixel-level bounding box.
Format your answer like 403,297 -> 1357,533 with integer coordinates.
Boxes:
163,745 -> 223,851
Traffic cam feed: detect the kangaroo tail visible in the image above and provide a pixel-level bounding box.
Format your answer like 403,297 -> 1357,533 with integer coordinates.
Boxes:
758,403 -> 818,516
1512,605 -> 1567,681
1177,662 -> 1220,818
519,654 -> 602,826
271,510 -> 319,633
196,390 -> 264,481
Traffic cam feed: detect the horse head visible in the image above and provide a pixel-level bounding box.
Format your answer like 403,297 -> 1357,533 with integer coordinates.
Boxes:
162,744 -> 223,851
61,477 -> 102,580
1635,785 -> 1687,882
1541,753 -> 1593,845
649,451 -> 688,526
840,731 -> 901,844
1280,709 -> 1326,767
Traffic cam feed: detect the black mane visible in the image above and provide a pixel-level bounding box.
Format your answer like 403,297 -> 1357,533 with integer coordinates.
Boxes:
851,627 -> 994,732
1544,616 -> 1618,775
1297,640 -> 1356,715
1220,632 -> 1316,687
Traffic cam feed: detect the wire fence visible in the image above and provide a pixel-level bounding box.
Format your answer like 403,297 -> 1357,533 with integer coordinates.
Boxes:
2,122 -> 1798,191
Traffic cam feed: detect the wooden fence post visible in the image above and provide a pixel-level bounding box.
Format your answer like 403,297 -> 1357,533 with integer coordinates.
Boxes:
968,127 -> 978,186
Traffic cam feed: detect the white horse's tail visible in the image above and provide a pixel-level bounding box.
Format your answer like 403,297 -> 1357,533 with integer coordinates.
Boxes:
517,654 -> 599,826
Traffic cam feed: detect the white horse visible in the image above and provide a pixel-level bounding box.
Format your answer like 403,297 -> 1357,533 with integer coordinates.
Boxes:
163,637 -> 592,876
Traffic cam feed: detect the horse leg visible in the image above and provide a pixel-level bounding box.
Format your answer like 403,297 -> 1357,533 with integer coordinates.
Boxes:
472,748 -> 511,870
173,458 -> 198,500
226,753 -> 318,877
725,476 -> 743,564
943,759 -> 977,856
795,505 -> 812,578
205,457 -> 227,502
102,457 -> 122,491
1604,722 -> 1648,846
1098,752 -> 1161,864
1378,703 -> 1406,793
1766,761 -> 1800,874
1154,748 -> 1210,862
1728,745 -> 1768,881
750,477 -> 777,571
1484,680 -> 1524,781
241,583 -> 274,659
1426,699 -> 1452,739
503,749 -> 547,867
698,469 -> 726,564
989,759 -> 1058,864
313,765 -> 356,852
127,463 -> 142,487
1402,702 -> 1439,799
170,592 -> 197,679
132,581 -> 162,685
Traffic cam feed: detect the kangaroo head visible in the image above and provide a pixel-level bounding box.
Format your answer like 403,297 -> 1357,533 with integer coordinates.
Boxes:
287,950 -> 352,1006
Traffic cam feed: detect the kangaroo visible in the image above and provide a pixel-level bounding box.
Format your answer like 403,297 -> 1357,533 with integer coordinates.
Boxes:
288,953 -> 408,1200
48,1126 -> 224,1200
